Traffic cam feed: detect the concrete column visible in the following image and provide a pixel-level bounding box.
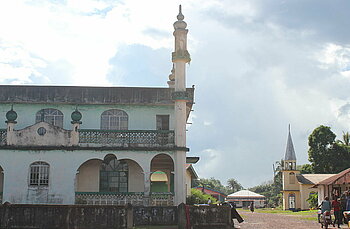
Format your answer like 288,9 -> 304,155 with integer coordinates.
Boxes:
70,123 -> 80,146
6,122 -> 16,146
142,165 -> 151,206
174,150 -> 186,205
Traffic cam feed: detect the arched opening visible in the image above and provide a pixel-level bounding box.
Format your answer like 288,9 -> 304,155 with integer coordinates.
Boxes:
76,159 -> 102,192
75,155 -> 144,193
150,154 -> 174,193
288,193 -> 296,209
289,172 -> 295,184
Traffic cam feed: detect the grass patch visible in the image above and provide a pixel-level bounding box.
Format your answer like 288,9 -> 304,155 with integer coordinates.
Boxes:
133,226 -> 178,229
238,208 -> 319,222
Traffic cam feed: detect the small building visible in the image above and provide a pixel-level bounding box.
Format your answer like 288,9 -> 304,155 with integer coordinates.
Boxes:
193,186 -> 227,202
226,190 -> 266,208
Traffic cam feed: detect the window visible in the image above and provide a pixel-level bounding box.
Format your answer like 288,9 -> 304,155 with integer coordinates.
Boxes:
29,162 -> 49,186
156,115 -> 170,130
36,108 -> 63,128
100,158 -> 128,192
288,193 -> 296,209
289,172 -> 295,184
101,109 -> 128,130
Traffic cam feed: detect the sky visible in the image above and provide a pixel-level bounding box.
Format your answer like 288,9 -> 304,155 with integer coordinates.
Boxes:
0,0 -> 350,188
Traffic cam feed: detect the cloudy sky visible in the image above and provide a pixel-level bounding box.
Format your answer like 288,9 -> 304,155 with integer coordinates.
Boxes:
1,0 -> 350,188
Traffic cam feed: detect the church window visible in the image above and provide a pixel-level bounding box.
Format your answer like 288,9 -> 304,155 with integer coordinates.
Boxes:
36,108 -> 64,128
289,172 -> 295,184
29,162 -> 49,186
100,158 -> 128,192
288,193 -> 296,209
100,109 -> 128,130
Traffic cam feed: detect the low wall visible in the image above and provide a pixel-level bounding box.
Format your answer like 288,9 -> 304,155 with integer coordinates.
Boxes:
133,206 -> 177,226
0,203 -> 233,229
186,205 -> 231,229
0,204 -> 127,229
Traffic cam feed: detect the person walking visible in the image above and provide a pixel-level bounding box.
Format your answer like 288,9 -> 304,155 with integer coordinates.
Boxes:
249,202 -> 254,213
332,196 -> 342,228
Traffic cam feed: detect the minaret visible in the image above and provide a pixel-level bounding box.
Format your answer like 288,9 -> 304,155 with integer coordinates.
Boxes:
172,5 -> 191,205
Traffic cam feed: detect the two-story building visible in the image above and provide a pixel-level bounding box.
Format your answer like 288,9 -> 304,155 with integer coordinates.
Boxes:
0,6 -> 195,206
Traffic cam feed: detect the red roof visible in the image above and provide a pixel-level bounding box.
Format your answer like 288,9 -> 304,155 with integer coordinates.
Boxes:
317,168 -> 350,185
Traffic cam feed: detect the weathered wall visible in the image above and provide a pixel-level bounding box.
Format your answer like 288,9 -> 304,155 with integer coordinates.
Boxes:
0,204 -> 232,228
133,206 -> 178,226
0,204 -> 127,229
0,103 -> 175,131
187,205 -> 231,228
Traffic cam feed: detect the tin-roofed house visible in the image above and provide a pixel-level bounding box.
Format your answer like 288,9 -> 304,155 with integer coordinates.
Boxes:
0,7 -> 195,206
226,190 -> 266,208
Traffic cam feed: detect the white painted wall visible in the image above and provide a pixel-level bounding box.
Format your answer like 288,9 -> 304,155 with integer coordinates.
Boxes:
0,149 -> 174,204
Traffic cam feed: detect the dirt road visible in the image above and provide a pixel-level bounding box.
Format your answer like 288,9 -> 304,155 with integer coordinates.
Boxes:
234,210 -> 342,229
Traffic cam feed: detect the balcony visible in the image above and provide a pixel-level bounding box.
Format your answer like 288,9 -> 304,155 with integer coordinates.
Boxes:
0,129 -> 6,146
78,129 -> 175,149
75,192 -> 174,206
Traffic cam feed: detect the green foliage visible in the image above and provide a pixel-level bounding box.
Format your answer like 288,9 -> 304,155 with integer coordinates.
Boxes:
306,192 -> 318,209
194,177 -> 242,195
186,188 -> 217,205
250,172 -> 282,208
297,164 -> 314,174
226,178 -> 243,194
308,125 -> 350,173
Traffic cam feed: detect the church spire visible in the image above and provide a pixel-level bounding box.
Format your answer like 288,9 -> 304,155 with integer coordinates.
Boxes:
284,124 -> 296,161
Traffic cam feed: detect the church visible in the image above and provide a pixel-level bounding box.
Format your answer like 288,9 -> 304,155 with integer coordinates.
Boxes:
0,6 -> 197,206
281,126 -> 333,210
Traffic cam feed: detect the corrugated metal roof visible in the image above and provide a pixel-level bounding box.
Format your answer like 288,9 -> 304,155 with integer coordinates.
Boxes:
296,174 -> 335,185
316,168 -> 350,185
227,190 -> 265,198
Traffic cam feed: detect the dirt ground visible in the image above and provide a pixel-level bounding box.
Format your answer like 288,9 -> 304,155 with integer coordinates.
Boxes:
235,210 -> 348,229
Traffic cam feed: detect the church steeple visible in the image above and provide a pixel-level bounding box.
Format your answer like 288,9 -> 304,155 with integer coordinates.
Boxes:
283,125 -> 297,170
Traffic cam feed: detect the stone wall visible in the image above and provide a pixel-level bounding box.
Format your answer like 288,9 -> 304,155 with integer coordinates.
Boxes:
0,204 -> 233,229
0,204 -> 127,229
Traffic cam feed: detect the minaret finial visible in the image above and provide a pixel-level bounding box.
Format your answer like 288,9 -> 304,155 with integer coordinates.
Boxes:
288,124 -> 290,132
177,5 -> 184,21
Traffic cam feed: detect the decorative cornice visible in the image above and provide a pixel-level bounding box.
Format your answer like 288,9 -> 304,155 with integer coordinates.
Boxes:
172,50 -> 191,63
171,91 -> 191,101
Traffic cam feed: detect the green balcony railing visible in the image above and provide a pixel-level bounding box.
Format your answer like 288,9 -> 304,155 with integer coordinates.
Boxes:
75,192 -> 174,206
0,129 -> 6,146
78,129 -> 175,148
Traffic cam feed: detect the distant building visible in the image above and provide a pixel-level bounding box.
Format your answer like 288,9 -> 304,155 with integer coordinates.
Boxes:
281,126 -> 334,210
226,190 -> 266,208
193,186 -> 227,202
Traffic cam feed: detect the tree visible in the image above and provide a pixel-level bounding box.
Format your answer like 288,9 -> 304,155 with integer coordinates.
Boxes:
186,188 -> 217,205
308,125 -> 350,173
308,125 -> 337,173
297,164 -> 314,174
306,192 -> 318,209
194,177 -> 227,194
226,178 -> 243,194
